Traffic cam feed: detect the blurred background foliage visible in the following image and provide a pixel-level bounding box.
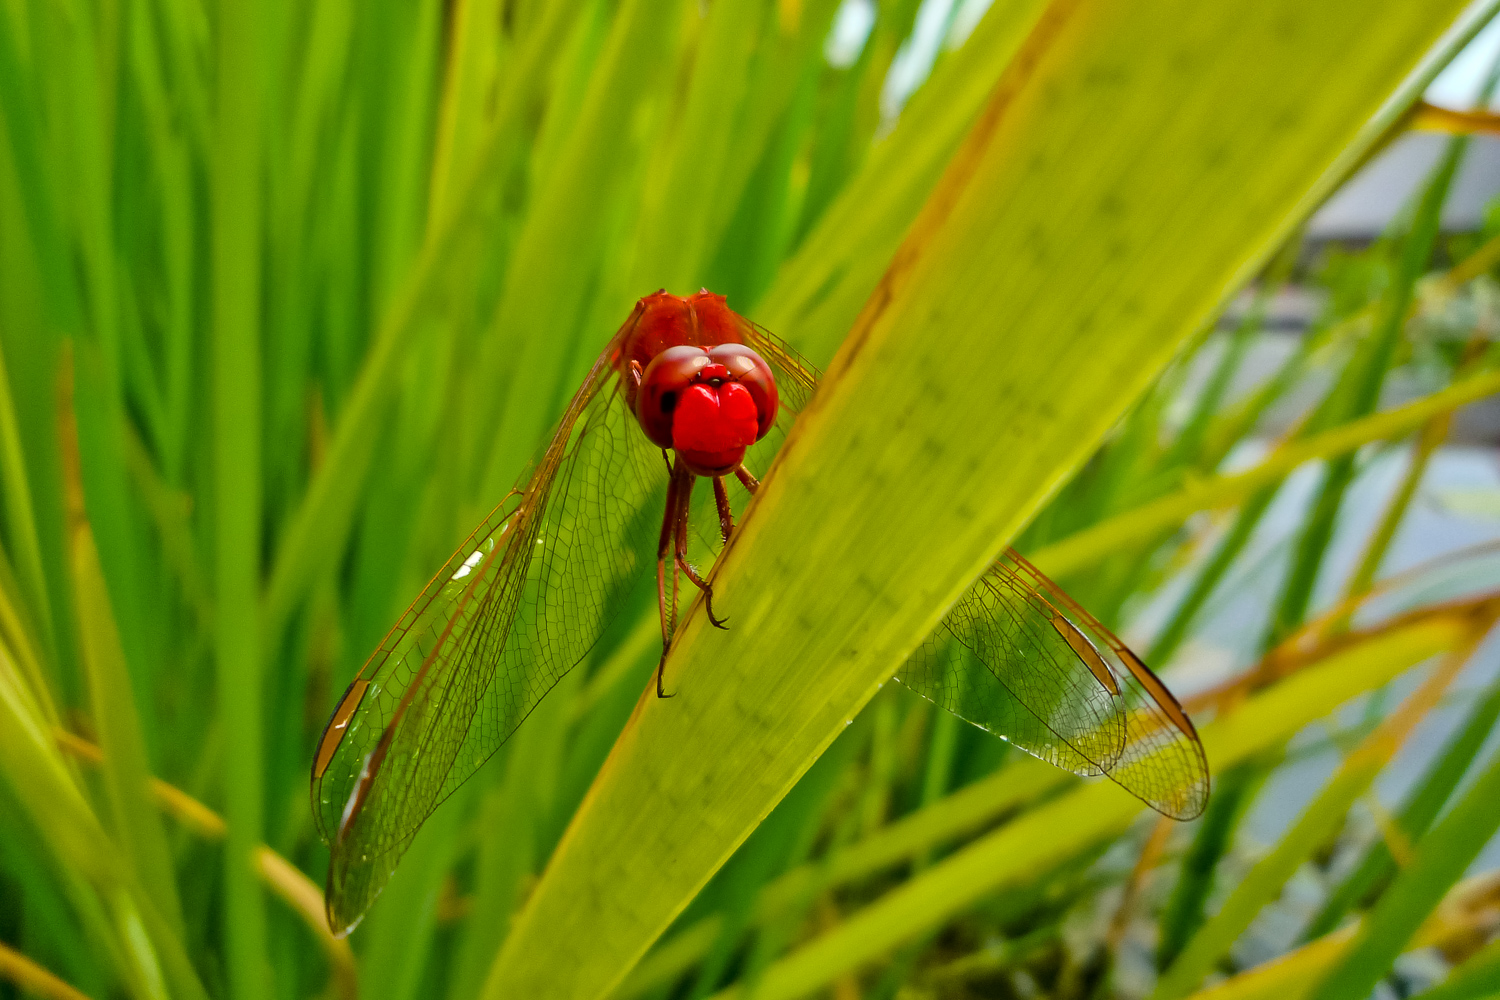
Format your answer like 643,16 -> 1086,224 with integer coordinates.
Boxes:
2,0 -> 1500,998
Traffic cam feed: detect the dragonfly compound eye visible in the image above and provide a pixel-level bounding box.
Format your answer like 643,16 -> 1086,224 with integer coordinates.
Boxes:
636,345 -> 711,449
707,343 -> 778,440
635,343 -> 780,476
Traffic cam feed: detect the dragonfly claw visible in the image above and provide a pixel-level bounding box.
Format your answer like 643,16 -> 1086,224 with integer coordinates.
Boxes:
655,654 -> 675,698
701,589 -> 730,629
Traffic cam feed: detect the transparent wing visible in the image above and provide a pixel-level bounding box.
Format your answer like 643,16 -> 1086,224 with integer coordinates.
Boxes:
898,549 -> 1208,819
740,319 -> 820,421
308,346 -> 667,935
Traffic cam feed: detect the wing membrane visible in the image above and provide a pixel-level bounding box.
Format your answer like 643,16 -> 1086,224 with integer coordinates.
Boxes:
741,320 -> 819,420
898,549 -> 1208,819
309,348 -> 666,934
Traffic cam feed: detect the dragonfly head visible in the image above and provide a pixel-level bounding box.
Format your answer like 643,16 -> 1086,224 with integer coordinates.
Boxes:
635,344 -> 778,476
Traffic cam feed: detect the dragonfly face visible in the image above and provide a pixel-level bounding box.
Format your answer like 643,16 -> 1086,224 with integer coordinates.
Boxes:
310,289 -> 1208,937
633,344 -> 778,475
620,292 -> 779,472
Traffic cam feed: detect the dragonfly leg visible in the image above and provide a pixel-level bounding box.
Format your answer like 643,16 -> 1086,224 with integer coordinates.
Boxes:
712,476 -> 733,544
670,464 -> 689,634
654,460 -> 684,699
734,465 -> 760,494
654,564 -> 674,699
674,473 -> 729,630
655,648 -> 672,699
675,554 -> 727,628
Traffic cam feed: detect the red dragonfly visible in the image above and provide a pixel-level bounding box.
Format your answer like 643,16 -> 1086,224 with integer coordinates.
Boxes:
310,291 -> 1209,935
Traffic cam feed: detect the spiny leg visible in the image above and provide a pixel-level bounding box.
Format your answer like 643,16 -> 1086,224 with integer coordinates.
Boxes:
670,542 -> 680,636
654,459 -> 683,698
735,464 -> 760,494
712,476 -> 733,544
674,553 -> 727,629
674,473 -> 729,629
669,462 -> 687,636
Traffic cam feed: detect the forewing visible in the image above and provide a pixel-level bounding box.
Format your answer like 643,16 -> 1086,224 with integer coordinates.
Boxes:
898,549 -> 1208,820
309,354 -> 666,934
740,320 -> 820,421
897,553 -> 1125,780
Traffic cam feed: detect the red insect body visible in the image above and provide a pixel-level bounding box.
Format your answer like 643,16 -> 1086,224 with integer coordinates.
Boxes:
621,292 -> 779,475
614,291 -> 784,682
615,289 -> 747,379
310,288 -> 1209,938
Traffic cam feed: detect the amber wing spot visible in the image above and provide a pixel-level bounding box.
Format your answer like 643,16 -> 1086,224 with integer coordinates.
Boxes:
1049,614 -> 1120,696
314,679 -> 370,780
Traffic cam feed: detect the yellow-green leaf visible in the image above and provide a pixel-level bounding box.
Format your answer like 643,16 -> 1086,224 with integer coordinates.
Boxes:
72,525 -> 184,936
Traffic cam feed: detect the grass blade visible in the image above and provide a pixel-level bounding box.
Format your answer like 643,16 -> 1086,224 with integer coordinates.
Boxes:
470,0 -> 686,504
755,0 -> 1048,361
0,940 -> 94,1000
1306,734 -> 1500,1000
1410,937 -> 1500,1000
1032,368 -> 1500,578
210,0 -> 267,990
71,524 -> 184,935
1305,670 -> 1500,939
1156,757 -> 1274,971
628,0 -> 767,294
1153,630 -> 1488,999
1265,136 -> 1466,648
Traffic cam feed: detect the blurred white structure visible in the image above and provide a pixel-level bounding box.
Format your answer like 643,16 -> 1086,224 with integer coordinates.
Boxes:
1308,134 -> 1500,239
